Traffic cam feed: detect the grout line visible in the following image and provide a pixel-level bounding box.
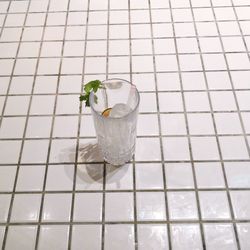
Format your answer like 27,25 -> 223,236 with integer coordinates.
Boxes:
208,1 -> 247,249
168,0 -> 207,249
147,0 -> 172,249
33,0 -> 71,248
66,0 -> 90,247
1,0 -> 41,249
128,1 -> 139,249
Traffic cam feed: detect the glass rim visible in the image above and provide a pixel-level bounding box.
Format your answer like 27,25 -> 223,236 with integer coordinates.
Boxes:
89,78 -> 140,120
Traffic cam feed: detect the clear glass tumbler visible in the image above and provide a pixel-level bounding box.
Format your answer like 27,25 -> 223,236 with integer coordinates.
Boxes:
89,79 -> 140,165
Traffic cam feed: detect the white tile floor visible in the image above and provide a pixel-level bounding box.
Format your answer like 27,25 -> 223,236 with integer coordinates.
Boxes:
0,0 -> 250,249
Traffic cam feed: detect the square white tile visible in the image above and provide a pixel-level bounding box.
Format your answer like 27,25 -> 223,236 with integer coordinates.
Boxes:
225,162 -> 250,188
196,22 -> 218,36
9,76 -> 34,94
74,193 -> 102,221
5,14 -> 25,27
65,26 -> 85,40
132,40 -> 152,55
153,23 -> 173,38
67,12 -> 86,25
177,38 -> 199,53
58,75 -> 82,93
1,28 -> 22,42
106,164 -> 133,190
222,37 -> 245,52
85,57 -> 106,74
168,191 -> 198,220
179,54 -> 203,71
34,76 -> 58,94
236,91 -> 250,110
41,42 -> 63,57
5,226 -> 37,250
155,55 -> 178,72
157,73 -> 180,91
165,163 -> 194,189
210,91 -> 237,111
109,56 -> 130,73
21,140 -> 49,164
187,113 -> 215,135
139,92 -> 157,112
163,137 -> 190,161
160,114 -> 187,135
0,141 -> 22,164
171,224 -> 202,250
137,192 -> 166,221
61,58 -> 84,74
226,53 -> 250,70
47,12 -> 67,26
10,194 -> 41,222
0,43 -> 19,58
136,163 -> 163,189
218,21 -> 241,35
159,92 -> 184,112
14,58 -> 37,75
0,117 -> 26,138
46,164 -> 74,191
0,194 -> 11,222
0,166 -> 16,192
4,96 -> 30,115
130,0 -> 148,8
195,162 -> 225,188
38,225 -> 69,250
76,164 -> 104,190
80,115 -> 96,137
69,0 -> 88,10
214,113 -> 242,134
56,95 -> 79,114
231,71 -> 250,89
174,23 -> 196,37
151,9 -> 171,22
16,165 -> 45,191
9,1 -> 28,12
199,191 -> 231,220
132,73 -> 155,92
22,27 -> 43,41
237,223 -> 250,250
49,139 -> 76,163
86,40 -> 106,56
110,0 -> 128,9
44,27 -> 65,41
0,59 -> 14,76
191,137 -> 220,160
105,192 -> 134,221
42,193 -> 72,222
109,25 -> 128,39
199,37 -> 223,53
109,40 -> 129,56
71,225 -> 101,250
204,224 -> 237,250
135,137 -> 161,161
104,225 -> 135,250
193,8 -> 214,21
137,114 -> 159,136
109,10 -> 129,24
131,10 -> 150,23
184,92 -> 210,112
38,58 -> 61,75
26,116 -> 52,138
206,71 -> 231,90
53,116 -> 78,138
172,8 -> 193,22
230,191 -> 250,219
26,13 -> 46,26
203,54 -> 227,70
219,136 -> 249,160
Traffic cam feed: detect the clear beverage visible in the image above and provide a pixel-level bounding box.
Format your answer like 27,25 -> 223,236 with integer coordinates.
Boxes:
89,79 -> 140,165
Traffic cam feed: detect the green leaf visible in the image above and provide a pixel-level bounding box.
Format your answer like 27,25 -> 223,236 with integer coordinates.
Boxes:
79,80 -> 103,108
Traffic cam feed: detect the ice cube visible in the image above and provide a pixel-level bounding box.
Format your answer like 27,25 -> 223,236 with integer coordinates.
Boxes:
109,103 -> 132,118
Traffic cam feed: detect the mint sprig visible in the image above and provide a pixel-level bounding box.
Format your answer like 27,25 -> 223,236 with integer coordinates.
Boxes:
79,80 -> 104,107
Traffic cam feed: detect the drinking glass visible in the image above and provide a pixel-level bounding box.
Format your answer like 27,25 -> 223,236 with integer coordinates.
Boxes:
89,78 -> 140,165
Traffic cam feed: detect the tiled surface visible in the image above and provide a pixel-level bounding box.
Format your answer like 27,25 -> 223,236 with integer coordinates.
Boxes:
0,0 -> 250,249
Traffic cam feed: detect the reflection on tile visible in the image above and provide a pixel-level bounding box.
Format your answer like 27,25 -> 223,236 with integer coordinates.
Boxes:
105,225 -> 135,250
71,225 -> 101,250
137,192 -> 166,221
237,223 -> 250,250
171,224 -> 202,250
204,224 -> 237,250
5,226 -> 37,250
10,194 -> 41,222
38,225 -> 69,250
230,191 -> 250,219
138,224 -> 169,250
